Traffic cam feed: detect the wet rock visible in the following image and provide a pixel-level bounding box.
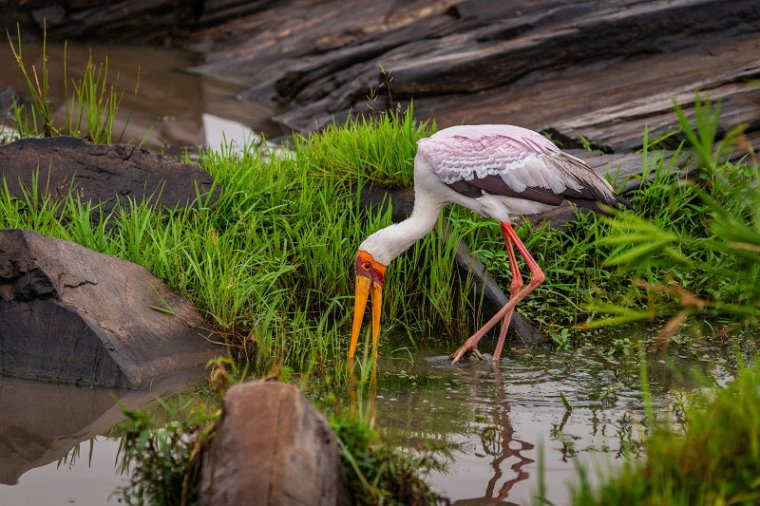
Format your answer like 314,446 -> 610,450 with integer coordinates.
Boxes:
0,229 -> 221,388
0,136 -> 216,218
1,0 -> 278,44
184,0 -> 760,148
201,381 -> 349,506
6,1 -> 758,149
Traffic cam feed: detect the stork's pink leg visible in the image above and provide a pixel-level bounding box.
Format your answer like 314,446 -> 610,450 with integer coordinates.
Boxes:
493,223 -> 524,361
451,222 -> 544,364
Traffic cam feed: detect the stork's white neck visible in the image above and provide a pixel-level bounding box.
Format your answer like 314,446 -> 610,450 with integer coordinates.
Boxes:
358,187 -> 444,265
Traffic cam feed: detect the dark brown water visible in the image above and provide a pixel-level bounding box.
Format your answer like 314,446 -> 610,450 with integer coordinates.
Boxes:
0,43 -> 283,150
0,345 -> 730,505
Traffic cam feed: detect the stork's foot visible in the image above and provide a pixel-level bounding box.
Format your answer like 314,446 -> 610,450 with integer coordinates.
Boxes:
450,343 -> 483,364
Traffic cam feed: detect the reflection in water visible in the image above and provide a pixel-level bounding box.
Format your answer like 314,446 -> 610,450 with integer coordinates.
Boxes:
0,436 -> 126,505
0,376 -> 196,504
0,377 -> 130,486
374,348 -> 726,505
472,364 -> 534,505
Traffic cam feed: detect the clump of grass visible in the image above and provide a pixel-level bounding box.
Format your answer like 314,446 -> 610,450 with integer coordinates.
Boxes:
115,397 -> 218,506
331,409 -> 439,505
7,24 -> 139,143
586,97 -> 760,336
7,25 -> 55,137
571,363 -> 760,505
305,104 -> 433,188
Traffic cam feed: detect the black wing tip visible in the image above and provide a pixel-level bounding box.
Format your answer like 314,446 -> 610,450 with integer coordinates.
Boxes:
566,193 -> 631,216
616,194 -> 633,210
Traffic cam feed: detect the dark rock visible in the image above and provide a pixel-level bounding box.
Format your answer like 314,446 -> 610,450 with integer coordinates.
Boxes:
201,381 -> 349,506
183,0 -> 760,147
5,1 -> 758,150
2,0 -> 282,44
0,229 -> 221,388
382,0 -> 760,96
194,0 -> 276,29
0,136 -> 216,218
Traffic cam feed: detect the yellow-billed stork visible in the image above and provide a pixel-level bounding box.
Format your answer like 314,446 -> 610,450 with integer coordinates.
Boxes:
349,125 -> 623,364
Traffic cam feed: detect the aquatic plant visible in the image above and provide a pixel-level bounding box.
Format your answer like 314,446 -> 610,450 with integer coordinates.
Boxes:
7,24 -> 140,144
331,409 -> 440,505
115,397 -> 217,506
570,363 -> 760,505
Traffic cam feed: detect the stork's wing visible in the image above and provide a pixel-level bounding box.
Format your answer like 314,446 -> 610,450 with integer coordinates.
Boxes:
418,133 -> 618,208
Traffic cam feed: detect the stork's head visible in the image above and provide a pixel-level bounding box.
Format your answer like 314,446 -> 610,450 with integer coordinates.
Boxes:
348,250 -> 387,360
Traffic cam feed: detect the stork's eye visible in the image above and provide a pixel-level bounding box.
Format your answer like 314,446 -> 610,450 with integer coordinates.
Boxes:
362,262 -> 371,271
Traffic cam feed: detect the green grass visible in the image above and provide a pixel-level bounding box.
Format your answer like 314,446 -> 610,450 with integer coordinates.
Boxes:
7,24 -> 139,143
115,396 -> 217,506
2,100 -> 758,374
330,409 -> 439,505
585,98 -> 760,335
570,363 -> 760,506
3,58 -> 760,503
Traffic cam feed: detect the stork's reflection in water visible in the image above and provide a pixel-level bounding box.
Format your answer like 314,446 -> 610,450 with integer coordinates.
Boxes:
370,355 -> 538,505
449,363 -> 534,506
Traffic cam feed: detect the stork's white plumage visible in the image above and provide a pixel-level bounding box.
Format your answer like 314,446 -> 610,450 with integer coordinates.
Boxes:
349,124 -> 622,364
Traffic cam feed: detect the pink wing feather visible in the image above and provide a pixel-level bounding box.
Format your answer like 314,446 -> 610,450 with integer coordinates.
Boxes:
417,125 -> 616,203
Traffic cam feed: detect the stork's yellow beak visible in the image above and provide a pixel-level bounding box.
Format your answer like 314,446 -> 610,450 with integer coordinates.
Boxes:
348,276 -> 383,360
348,251 -> 386,361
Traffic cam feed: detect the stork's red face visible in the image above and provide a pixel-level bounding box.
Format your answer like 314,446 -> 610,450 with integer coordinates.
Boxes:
348,251 -> 387,360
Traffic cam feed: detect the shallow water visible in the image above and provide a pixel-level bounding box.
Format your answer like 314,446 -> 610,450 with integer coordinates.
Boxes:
0,437 -> 125,505
0,345 -> 731,505
0,375 -> 194,505
373,346 -> 727,505
0,42 -> 282,150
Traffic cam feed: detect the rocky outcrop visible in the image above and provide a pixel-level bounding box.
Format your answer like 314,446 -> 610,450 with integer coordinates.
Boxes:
183,0 -> 760,150
201,381 -> 349,506
2,0 -> 275,44
5,1 -> 758,150
0,136 -> 216,217
0,229 -> 221,388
